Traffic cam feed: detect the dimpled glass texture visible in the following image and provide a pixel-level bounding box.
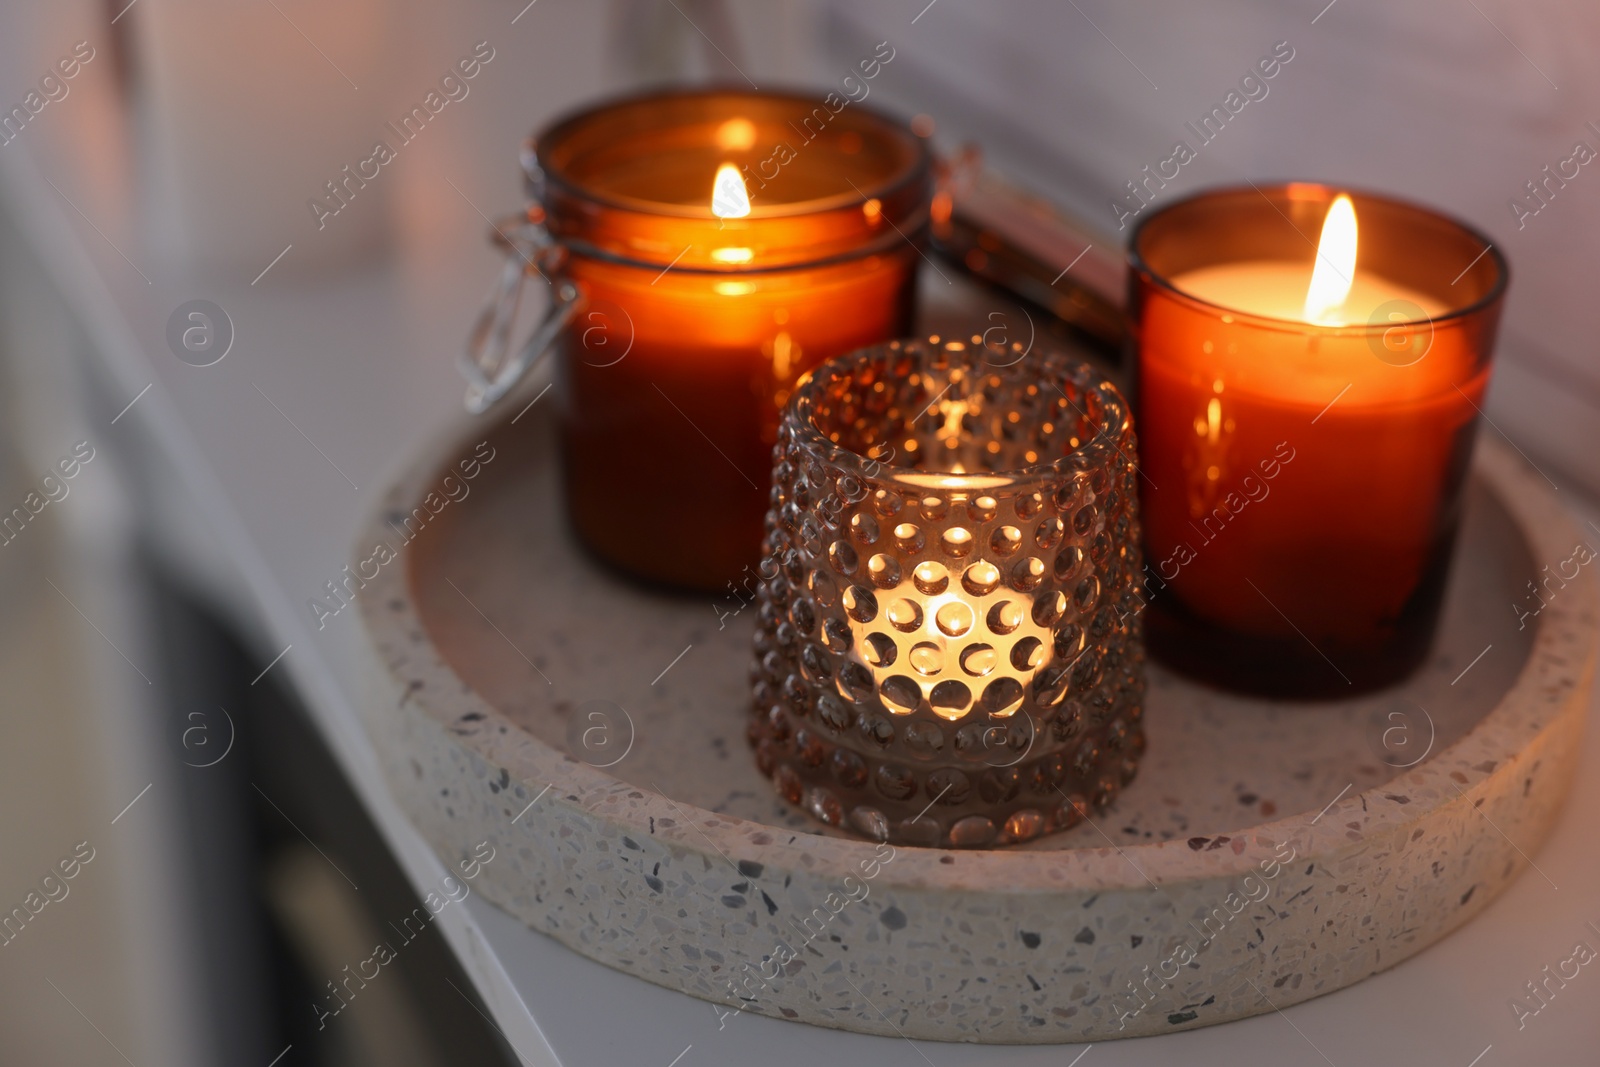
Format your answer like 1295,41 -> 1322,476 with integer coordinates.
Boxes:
748,337 -> 1146,848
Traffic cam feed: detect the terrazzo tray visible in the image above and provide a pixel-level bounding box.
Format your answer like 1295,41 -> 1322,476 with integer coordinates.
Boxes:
356,400 -> 1596,1043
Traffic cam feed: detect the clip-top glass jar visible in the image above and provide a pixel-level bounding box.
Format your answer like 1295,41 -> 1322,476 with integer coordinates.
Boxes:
460,89 -> 932,592
750,337 -> 1146,848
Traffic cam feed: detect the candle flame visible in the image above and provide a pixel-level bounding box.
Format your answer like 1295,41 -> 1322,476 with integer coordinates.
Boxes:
711,163 -> 751,219
1303,194 -> 1357,324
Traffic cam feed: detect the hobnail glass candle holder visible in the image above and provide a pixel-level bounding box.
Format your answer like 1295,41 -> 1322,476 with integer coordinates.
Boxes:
748,336 -> 1146,848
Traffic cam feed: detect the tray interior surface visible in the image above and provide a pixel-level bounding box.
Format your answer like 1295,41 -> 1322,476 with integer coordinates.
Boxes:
407,409 -> 1534,851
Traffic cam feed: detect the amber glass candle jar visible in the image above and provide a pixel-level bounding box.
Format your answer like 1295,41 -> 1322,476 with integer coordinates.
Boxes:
1129,184 -> 1508,697
749,337 -> 1145,848
519,90 -> 931,592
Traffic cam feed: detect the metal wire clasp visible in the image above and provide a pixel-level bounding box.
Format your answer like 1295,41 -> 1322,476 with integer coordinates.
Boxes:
457,208 -> 579,414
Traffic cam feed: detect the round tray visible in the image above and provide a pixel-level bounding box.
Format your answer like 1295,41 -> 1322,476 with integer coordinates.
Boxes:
357,403 -> 1595,1043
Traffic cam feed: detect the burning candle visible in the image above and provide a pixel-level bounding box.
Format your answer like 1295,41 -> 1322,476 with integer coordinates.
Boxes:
1130,184 -> 1508,696
749,337 -> 1146,847
521,90 -> 931,592
1170,195 -> 1445,325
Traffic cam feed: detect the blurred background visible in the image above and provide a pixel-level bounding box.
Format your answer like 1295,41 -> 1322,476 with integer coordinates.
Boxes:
0,1 -> 1596,1064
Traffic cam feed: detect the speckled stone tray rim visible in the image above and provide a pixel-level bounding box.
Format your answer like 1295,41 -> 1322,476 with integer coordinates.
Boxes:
367,424 -> 1593,888
354,414 -> 1597,1042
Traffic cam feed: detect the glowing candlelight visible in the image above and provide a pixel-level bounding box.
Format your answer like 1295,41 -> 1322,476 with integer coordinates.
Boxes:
750,338 -> 1146,846
1170,192 -> 1440,326
711,162 -> 751,219
524,90 -> 930,591
715,117 -> 757,151
1131,183 -> 1509,695
1303,193 -> 1357,324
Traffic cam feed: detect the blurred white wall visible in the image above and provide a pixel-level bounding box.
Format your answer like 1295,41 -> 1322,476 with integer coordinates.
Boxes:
818,0 -> 1600,492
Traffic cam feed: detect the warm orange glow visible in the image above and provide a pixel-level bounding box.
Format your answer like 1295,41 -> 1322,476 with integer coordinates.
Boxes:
715,117 -> 757,151
546,95 -> 926,593
1303,193 -> 1357,323
897,472 -> 1012,490
1135,185 -> 1508,694
711,163 -> 751,218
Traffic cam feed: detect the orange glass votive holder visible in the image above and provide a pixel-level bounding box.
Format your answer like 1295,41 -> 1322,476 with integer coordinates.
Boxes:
1129,184 -> 1509,697
498,89 -> 930,592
